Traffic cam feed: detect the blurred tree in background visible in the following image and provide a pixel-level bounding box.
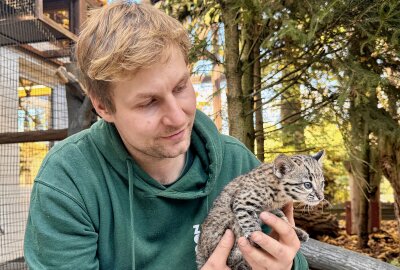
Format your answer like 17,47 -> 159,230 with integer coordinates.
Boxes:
156,0 -> 400,247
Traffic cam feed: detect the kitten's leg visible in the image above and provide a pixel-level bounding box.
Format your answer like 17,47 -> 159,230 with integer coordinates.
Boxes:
232,198 -> 262,240
270,209 -> 309,242
293,227 -> 309,242
270,209 -> 286,219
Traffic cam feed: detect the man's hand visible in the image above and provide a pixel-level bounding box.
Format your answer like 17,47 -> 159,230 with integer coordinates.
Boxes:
238,202 -> 300,270
201,229 -> 234,270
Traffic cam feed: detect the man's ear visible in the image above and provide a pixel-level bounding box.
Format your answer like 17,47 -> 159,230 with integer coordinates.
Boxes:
90,96 -> 114,123
273,154 -> 296,179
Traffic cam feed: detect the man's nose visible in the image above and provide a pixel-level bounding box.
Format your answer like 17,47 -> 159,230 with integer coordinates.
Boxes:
162,98 -> 186,127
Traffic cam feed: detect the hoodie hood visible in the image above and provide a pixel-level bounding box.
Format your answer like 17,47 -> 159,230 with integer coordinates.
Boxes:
90,109 -> 224,199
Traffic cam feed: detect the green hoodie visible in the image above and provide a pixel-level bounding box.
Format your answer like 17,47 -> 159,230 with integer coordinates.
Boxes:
24,110 -> 308,270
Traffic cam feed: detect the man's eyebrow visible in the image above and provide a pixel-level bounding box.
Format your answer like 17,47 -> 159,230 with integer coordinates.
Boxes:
135,92 -> 157,100
134,73 -> 190,100
174,73 -> 190,87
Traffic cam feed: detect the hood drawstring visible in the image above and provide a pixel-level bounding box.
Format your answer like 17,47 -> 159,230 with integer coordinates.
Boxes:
127,159 -> 136,270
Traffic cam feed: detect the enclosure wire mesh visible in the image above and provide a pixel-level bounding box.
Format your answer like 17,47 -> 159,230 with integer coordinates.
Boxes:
0,0 -> 69,268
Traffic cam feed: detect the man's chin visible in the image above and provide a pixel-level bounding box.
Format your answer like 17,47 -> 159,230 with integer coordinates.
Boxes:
151,141 -> 189,159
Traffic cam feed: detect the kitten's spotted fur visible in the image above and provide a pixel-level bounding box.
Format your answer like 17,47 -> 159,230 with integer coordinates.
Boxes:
196,151 -> 325,270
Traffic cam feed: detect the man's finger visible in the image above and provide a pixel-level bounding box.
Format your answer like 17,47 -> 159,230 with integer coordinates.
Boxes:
282,201 -> 295,226
250,231 -> 292,262
260,212 -> 299,247
238,236 -> 272,266
205,229 -> 234,268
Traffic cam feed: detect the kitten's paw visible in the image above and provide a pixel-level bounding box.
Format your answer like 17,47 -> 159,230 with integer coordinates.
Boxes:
294,227 -> 309,243
299,233 -> 309,243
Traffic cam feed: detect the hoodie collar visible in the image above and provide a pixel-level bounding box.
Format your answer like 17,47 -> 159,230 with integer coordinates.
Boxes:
90,110 -> 224,199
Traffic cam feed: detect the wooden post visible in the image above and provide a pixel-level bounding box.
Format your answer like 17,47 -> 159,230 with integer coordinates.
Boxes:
70,0 -> 87,35
344,160 -> 359,235
345,201 -> 353,235
369,200 -> 380,232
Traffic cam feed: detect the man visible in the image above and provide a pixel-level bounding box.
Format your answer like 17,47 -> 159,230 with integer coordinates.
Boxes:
24,1 -> 308,269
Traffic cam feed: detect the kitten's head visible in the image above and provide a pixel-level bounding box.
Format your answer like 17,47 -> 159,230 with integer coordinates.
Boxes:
273,150 -> 325,206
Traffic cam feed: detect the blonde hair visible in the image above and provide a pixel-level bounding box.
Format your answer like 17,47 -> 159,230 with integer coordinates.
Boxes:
76,1 -> 190,112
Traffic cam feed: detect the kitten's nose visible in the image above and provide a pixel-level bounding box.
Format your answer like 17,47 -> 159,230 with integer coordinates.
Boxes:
316,192 -> 324,201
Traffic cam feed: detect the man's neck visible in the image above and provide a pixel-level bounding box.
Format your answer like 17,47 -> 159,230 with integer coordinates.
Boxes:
132,153 -> 186,186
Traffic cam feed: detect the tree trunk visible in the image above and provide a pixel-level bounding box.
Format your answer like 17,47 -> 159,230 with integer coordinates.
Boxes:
221,1 -> 246,145
301,239 -> 400,270
240,13 -> 256,151
349,98 -> 370,248
211,23 -> 222,131
377,86 -> 400,237
368,138 -> 382,233
253,33 -> 264,161
380,134 -> 400,236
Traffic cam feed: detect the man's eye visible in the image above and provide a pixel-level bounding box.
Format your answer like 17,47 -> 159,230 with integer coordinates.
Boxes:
174,86 -> 186,93
304,182 -> 313,189
140,99 -> 156,107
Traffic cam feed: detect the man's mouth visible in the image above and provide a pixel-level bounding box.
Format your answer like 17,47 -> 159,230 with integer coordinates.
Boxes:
161,128 -> 186,141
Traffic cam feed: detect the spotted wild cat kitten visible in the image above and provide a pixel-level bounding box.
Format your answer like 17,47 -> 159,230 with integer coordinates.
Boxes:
196,150 -> 325,270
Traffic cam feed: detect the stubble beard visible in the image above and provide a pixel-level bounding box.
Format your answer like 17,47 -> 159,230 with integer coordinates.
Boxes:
141,122 -> 194,159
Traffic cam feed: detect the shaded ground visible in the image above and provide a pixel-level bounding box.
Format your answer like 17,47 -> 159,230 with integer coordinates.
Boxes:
317,220 -> 400,266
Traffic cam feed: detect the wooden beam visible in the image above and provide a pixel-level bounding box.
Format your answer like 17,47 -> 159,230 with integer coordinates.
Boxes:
34,0 -> 77,42
19,44 -> 64,66
301,238 -> 399,270
0,129 -> 68,144
42,49 -> 71,59
38,15 -> 78,42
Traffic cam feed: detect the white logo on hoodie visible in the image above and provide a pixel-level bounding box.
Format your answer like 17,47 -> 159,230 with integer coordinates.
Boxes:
193,224 -> 201,252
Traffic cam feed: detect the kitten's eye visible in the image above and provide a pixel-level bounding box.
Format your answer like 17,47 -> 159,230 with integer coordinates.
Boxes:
304,182 -> 313,189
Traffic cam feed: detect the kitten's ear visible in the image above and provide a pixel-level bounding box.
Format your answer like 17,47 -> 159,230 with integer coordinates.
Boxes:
273,154 -> 296,179
313,150 -> 325,165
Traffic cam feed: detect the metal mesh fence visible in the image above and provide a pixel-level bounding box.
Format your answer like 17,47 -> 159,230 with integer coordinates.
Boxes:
0,0 -> 70,268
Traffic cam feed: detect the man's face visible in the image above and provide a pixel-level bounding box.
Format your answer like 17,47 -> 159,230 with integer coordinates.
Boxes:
94,48 -> 197,161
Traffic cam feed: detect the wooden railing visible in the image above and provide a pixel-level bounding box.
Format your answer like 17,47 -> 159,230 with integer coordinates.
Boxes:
302,239 -> 400,270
